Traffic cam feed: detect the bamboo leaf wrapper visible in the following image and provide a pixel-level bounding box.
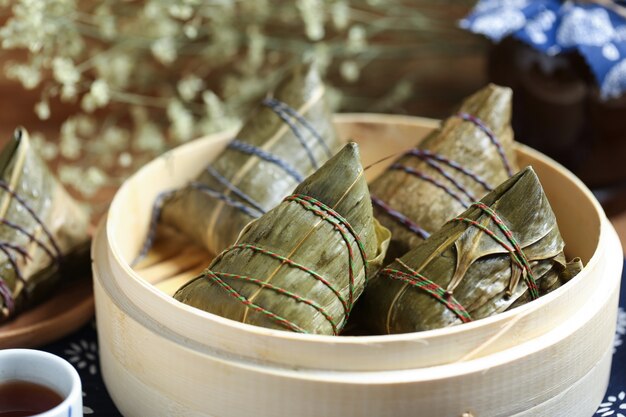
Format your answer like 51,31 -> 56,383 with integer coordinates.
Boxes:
0,129 -> 90,322
175,143 -> 391,335
361,167 -> 576,334
370,84 -> 518,260
153,64 -> 342,257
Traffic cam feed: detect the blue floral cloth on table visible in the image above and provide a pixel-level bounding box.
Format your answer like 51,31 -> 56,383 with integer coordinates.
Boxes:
38,260 -> 626,416
461,0 -> 626,100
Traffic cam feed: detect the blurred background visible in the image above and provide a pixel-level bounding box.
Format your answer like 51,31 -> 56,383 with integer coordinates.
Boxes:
0,0 -> 624,242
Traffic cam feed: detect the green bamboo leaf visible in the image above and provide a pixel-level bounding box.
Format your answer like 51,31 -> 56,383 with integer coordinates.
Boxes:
370,84 -> 518,260
0,128 -> 90,322
360,167 -> 575,334
157,63 -> 342,255
175,143 -> 390,335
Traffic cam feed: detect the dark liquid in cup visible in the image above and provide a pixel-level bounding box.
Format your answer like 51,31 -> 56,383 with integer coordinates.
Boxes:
0,380 -> 64,417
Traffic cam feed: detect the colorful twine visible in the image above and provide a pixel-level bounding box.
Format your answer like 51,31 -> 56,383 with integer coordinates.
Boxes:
0,218 -> 57,262
0,180 -> 62,257
452,202 -> 539,299
262,98 -> 320,169
371,196 -> 430,240
0,279 -> 13,315
211,271 -> 340,335
132,189 -> 177,266
410,156 -> 477,202
285,194 -> 368,308
390,163 -> 470,208
406,149 -> 493,192
456,112 -> 514,176
0,244 -> 24,298
372,112 -> 507,240
227,139 -> 304,182
225,243 -> 349,316
203,194 -> 367,334
205,165 -> 267,215
382,267 -> 473,323
190,182 -> 263,219
262,97 -> 332,157
204,270 -> 307,333
0,181 -> 64,315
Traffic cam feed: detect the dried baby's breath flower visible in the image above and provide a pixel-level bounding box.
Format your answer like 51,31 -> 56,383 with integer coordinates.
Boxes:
177,75 -> 204,102
340,60 -> 360,82
347,25 -> 367,53
151,37 -> 177,65
60,118 -> 82,160
118,152 -> 132,168
34,100 -> 50,120
52,58 -> 80,87
134,121 -> 166,152
59,165 -> 108,198
167,99 -> 194,142
331,1 -> 350,30
0,0 -> 474,199
5,62 -> 41,89
297,0 -> 325,41
88,79 -> 110,108
31,132 -> 58,161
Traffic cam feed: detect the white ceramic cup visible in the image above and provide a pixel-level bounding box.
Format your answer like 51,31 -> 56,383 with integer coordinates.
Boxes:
0,349 -> 82,417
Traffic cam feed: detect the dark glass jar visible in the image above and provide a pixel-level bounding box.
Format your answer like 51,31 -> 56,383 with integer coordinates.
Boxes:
487,36 -> 626,191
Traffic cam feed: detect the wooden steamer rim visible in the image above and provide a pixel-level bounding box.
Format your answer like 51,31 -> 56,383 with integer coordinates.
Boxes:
96,114 -> 623,417
103,114 -> 618,371
93,221 -> 619,416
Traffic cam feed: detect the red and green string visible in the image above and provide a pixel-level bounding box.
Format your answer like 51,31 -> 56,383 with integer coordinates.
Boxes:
202,194 -> 368,334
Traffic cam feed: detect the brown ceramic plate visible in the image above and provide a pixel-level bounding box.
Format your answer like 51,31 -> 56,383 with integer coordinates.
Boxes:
0,278 -> 94,349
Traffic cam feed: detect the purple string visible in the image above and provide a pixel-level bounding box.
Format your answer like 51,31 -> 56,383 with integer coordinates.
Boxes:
390,164 -> 470,208
228,140 -> 304,182
0,242 -> 30,262
0,218 -> 57,262
409,154 -> 477,202
262,97 -> 332,157
262,98 -> 320,169
205,165 -> 267,215
0,245 -> 25,290
0,279 -> 13,315
456,112 -> 514,176
371,196 -> 430,240
406,149 -> 494,192
132,189 -> 177,266
0,180 -> 61,257
190,182 -> 263,219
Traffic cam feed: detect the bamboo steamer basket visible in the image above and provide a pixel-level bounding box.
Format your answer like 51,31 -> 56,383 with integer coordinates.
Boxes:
92,114 -> 623,417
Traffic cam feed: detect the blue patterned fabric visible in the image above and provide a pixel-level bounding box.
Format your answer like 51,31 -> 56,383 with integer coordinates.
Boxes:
37,260 -> 626,416
461,0 -> 626,99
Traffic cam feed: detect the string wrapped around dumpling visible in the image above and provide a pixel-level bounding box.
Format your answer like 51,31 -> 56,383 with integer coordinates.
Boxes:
370,84 -> 518,260
361,167 -> 580,334
138,63 -> 342,260
0,128 -> 90,322
174,143 -> 390,335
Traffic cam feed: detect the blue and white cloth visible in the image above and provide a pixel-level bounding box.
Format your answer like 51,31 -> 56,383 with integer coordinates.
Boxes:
461,0 -> 626,100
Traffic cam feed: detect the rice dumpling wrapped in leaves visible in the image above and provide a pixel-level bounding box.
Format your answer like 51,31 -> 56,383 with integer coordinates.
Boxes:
141,64 -> 342,259
361,167 -> 579,334
0,128 -> 90,322
370,84 -> 518,259
175,143 -> 390,335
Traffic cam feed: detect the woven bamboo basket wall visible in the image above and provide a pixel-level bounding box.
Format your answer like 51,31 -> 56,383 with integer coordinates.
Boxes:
92,114 -> 623,417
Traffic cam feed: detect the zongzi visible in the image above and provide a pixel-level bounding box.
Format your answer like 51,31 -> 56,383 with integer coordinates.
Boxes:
370,84 -> 518,259
361,167 -> 579,334
174,143 -> 390,335
138,64 -> 342,261
0,128 -> 90,323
